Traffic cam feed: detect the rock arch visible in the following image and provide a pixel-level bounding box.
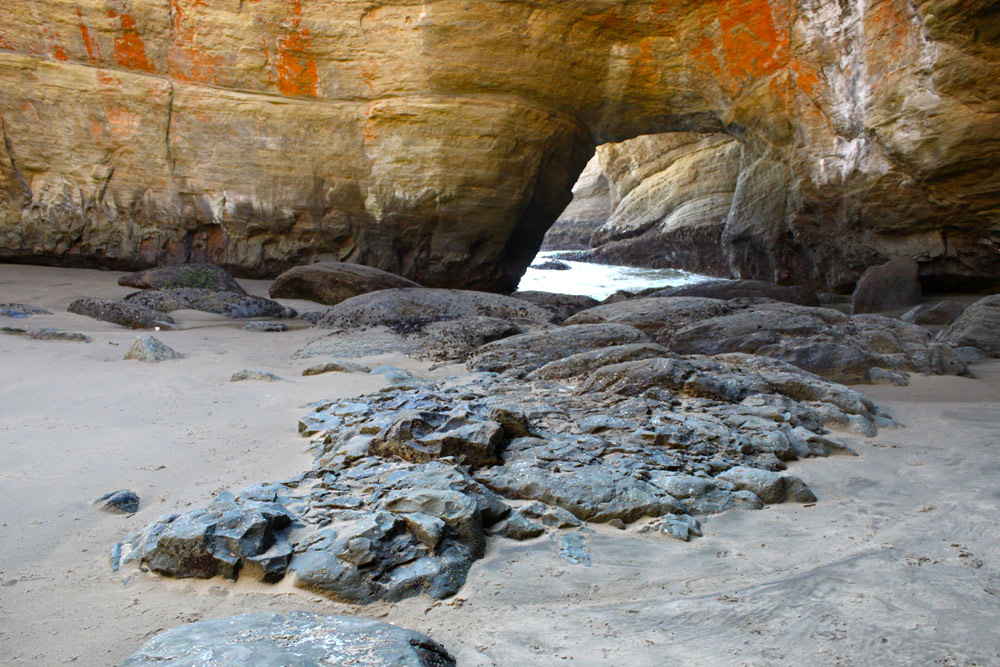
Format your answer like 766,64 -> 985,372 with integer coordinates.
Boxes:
0,0 -> 997,290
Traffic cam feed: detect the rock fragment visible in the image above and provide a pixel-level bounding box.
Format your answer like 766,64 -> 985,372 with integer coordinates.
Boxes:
124,335 -> 181,362
94,489 -> 140,514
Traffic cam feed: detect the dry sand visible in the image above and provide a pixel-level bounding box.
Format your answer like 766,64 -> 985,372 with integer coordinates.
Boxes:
0,264 -> 998,666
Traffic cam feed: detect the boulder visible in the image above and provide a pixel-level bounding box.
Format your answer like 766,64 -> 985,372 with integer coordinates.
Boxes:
67,298 -> 175,330
652,280 -> 819,307
466,323 -> 651,376
939,294 -> 1000,356
511,291 -> 600,323
526,343 -> 674,381
118,264 -> 245,294
900,300 -> 968,326
269,262 -> 420,306
123,335 -> 181,362
851,258 -> 922,314
124,289 -> 296,319
317,288 -> 554,331
120,612 -> 455,667
564,297 -> 735,337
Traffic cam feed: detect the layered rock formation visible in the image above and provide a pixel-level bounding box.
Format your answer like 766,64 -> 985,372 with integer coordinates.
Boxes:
2,0 -> 998,291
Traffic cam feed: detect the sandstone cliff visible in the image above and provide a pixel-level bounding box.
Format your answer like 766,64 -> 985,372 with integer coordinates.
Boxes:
1,0 -> 998,291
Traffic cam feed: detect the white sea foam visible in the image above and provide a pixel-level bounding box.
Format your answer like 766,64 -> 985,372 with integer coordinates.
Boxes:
517,251 -> 714,300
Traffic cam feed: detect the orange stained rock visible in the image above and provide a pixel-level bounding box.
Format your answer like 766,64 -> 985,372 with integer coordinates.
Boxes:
78,8 -> 102,63
272,0 -> 318,97
112,13 -> 155,73
53,45 -> 68,61
168,0 -> 219,84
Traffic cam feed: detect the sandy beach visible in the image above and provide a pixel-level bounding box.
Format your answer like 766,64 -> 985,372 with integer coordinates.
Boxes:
1,263 -> 998,666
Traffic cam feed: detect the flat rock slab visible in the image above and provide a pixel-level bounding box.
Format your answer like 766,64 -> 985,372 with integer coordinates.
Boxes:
124,289 -> 296,319
317,288 -> 554,331
1,327 -> 90,342
120,612 -> 455,667
118,264 -> 245,294
68,298 -> 175,330
652,279 -> 819,306
0,303 -> 51,318
269,262 -> 420,306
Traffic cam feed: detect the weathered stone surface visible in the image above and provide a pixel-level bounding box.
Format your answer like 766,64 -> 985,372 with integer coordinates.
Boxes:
243,321 -> 288,332
653,280 -> 819,307
67,298 -> 174,329
901,301 -> 968,326
541,154 -> 612,250
939,294 -> 1000,357
511,291 -> 600,324
318,289 -> 553,332
0,303 -> 51,318
94,489 -> 139,515
118,264 -> 245,294
526,343 -> 674,381
1,326 -> 91,342
302,360 -> 371,376
565,297 -> 737,336
2,1 -> 998,291
269,262 -> 419,306
467,323 -> 651,376
120,612 -> 456,667
123,334 -> 181,362
530,260 -> 571,271
231,369 -> 283,382
852,258 -> 922,314
124,289 -> 295,319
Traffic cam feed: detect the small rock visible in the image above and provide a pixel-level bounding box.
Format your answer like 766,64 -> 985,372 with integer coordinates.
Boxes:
243,321 -> 288,332
68,298 -> 175,330
124,335 -> 181,362
302,360 -> 372,376
530,260 -> 571,270
953,346 -> 988,364
94,489 -> 140,514
0,303 -> 51,318
231,369 -> 284,382
497,512 -> 546,540
559,532 -> 591,565
866,367 -> 910,386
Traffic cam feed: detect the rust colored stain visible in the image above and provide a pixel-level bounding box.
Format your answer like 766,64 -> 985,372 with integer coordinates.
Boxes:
631,36 -> 660,87
271,0 -> 319,97
112,13 -> 155,73
53,45 -> 68,61
167,0 -> 220,84
78,8 -> 103,63
689,0 -> 819,97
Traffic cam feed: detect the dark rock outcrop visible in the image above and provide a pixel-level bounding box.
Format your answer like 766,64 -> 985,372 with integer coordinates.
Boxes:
269,262 -> 420,306
653,280 -> 819,307
120,612 -> 456,667
124,289 -> 296,319
511,291 -> 600,324
939,294 -> 1000,357
67,298 -> 175,330
851,258 -> 922,314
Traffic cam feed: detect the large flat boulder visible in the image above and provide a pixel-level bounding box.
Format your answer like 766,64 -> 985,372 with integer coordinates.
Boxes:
120,612 -> 455,667
124,288 -> 296,319
564,296 -> 737,337
269,262 -> 420,306
511,291 -> 600,323
67,298 -> 175,329
317,288 -> 554,331
118,264 -> 245,294
652,280 -> 819,307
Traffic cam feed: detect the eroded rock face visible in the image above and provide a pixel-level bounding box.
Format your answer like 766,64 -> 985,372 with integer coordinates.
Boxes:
2,1 -> 998,290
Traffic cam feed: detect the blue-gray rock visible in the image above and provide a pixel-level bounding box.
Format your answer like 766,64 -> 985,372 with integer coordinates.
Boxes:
124,335 -> 181,362
0,303 -> 51,318
120,612 -> 456,666
95,489 -> 140,514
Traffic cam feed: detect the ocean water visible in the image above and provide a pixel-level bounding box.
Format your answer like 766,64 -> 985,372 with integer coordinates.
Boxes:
517,251 -> 713,300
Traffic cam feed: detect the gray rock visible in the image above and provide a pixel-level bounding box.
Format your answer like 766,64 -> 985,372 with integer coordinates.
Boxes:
124,335 -> 181,362
467,323 -> 651,376
317,287 -> 554,331
851,257 -> 922,314
231,369 -> 284,382
512,291 -> 599,323
94,489 -> 139,514
302,360 -> 372,376
939,294 -> 1000,356
530,260 -> 572,270
368,410 -> 503,468
639,514 -> 703,541
953,346 -> 988,364
299,311 -> 326,325
517,502 -> 582,528
119,612 -> 455,667
526,342 -> 673,381
125,288 -> 296,319
565,296 -> 735,336
559,532 -> 591,565
269,261 -> 420,306
243,321 -> 288,332
901,300 -> 968,326
653,279 -> 819,306
715,466 -> 814,504
5,328 -> 91,342
417,316 -> 523,361
0,303 -> 51,318
118,264 -> 245,294
496,512 -> 546,540
68,298 -> 175,330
